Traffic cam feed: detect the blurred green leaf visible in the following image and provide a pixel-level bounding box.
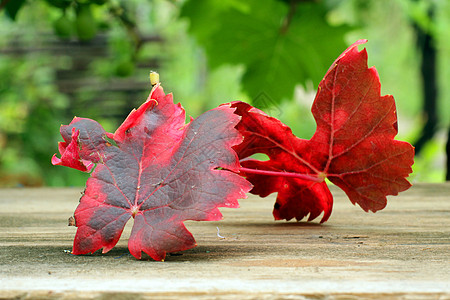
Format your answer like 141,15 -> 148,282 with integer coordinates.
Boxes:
181,0 -> 350,103
4,0 -> 27,20
53,14 -> 74,39
75,3 -> 97,41
44,0 -> 72,9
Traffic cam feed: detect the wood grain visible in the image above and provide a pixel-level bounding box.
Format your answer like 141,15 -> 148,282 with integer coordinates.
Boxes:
0,183 -> 449,299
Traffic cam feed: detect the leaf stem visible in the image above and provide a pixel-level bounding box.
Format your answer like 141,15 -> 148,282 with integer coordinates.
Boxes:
280,0 -> 298,35
239,167 -> 324,183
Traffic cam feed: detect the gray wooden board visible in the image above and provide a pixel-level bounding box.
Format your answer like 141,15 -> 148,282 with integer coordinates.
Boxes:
0,183 -> 449,299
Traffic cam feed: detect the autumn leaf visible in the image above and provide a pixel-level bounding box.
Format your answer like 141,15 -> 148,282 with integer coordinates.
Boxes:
52,84 -> 251,261
232,40 -> 415,223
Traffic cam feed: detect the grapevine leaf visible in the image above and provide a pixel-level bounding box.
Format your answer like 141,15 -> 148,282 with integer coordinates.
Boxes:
181,0 -> 350,103
232,40 -> 414,222
53,85 -> 252,260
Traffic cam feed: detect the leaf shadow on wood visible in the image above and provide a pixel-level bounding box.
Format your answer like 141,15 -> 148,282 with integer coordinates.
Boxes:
219,220 -> 330,230
272,221 -> 327,228
162,245 -> 250,263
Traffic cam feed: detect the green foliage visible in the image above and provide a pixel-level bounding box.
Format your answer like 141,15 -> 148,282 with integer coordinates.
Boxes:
53,14 -> 74,39
3,0 -> 27,20
75,4 -> 97,41
411,138 -> 446,182
1,0 -> 449,185
42,0 -> 116,42
180,0 -> 351,105
45,0 -> 73,9
0,1 -> 142,187
0,53 -> 89,186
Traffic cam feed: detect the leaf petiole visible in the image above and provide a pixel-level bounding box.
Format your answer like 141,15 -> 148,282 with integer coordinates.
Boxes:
238,167 -> 324,183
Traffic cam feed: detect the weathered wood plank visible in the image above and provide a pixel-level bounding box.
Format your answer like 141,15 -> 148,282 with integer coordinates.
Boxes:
0,183 -> 449,298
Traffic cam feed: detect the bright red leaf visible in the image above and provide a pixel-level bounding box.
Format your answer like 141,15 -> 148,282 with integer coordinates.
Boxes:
233,40 -> 414,223
52,84 -> 252,261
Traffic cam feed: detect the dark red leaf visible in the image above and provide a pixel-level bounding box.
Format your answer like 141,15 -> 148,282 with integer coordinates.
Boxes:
53,85 -> 251,260
51,126 -> 95,172
233,40 -> 414,222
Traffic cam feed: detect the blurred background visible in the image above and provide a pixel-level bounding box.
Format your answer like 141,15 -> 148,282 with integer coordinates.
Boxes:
0,0 -> 449,187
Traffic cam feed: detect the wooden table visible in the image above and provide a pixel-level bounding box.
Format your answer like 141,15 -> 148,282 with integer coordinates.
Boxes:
0,183 -> 449,299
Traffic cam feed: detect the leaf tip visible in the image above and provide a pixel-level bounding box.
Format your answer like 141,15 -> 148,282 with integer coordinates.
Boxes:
354,39 -> 368,46
51,154 -> 61,166
326,39 -> 369,75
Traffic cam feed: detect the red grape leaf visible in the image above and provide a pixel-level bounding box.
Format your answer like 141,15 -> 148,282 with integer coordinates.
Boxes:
232,40 -> 414,223
53,85 -> 252,260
